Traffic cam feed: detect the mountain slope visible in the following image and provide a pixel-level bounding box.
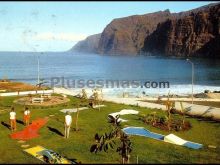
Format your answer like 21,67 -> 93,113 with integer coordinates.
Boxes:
97,10 -> 173,55
71,3 -> 219,57
142,3 -> 220,57
70,33 -> 101,53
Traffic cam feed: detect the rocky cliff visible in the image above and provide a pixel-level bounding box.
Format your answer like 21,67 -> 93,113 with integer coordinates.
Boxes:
97,10 -> 174,55
70,33 -> 101,53
142,3 -> 220,57
71,3 -> 219,57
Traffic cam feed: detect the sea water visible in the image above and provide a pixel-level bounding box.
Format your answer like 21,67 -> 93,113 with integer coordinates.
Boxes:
0,51 -> 220,96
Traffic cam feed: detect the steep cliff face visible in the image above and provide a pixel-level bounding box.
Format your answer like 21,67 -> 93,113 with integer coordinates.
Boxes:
70,33 -> 101,53
97,10 -> 173,55
142,4 -> 220,57
71,3 -> 219,57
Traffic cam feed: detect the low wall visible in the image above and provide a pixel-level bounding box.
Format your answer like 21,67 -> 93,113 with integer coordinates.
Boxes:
175,102 -> 220,121
0,90 -> 54,97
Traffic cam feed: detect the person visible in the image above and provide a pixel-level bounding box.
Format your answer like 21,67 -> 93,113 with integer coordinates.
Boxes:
9,107 -> 16,131
64,111 -> 72,139
23,107 -> 31,126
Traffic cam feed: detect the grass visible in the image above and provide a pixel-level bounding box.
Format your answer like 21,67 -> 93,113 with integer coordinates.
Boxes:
0,95 -> 220,163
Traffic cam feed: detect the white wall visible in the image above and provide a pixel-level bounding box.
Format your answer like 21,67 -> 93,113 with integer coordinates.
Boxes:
0,90 -> 54,96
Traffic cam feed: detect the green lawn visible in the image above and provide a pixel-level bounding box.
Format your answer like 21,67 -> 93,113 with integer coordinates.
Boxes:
0,95 -> 220,164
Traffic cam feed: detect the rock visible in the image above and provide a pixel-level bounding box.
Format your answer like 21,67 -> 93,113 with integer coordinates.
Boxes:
97,10 -> 173,55
70,33 -> 101,53
71,2 -> 219,57
142,3 -> 220,57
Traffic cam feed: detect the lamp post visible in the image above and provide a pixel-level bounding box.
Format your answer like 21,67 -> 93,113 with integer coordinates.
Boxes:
186,59 -> 194,104
37,55 -> 40,85
34,44 -> 40,86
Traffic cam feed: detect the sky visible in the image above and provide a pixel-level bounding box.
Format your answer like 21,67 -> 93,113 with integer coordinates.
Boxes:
0,1 -> 217,52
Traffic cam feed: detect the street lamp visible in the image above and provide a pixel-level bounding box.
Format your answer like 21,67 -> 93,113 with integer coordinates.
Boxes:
186,58 -> 194,104
37,56 -> 40,85
34,44 -> 40,86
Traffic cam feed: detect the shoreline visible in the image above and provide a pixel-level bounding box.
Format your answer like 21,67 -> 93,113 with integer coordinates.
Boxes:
53,87 -> 220,101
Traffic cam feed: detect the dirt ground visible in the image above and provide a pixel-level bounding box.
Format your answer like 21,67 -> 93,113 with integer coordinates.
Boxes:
14,96 -> 70,106
0,81 -> 45,92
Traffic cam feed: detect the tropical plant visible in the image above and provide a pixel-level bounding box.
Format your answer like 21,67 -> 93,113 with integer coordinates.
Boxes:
165,92 -> 172,131
180,102 -> 185,124
150,112 -> 157,126
159,116 -> 166,124
108,115 -> 120,127
108,114 -> 122,137
81,89 -> 88,103
116,133 -> 132,164
139,114 -> 148,124
93,91 -> 99,106
90,114 -> 132,164
36,78 -> 47,89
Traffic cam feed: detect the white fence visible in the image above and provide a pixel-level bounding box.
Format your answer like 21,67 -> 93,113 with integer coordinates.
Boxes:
0,90 -> 54,96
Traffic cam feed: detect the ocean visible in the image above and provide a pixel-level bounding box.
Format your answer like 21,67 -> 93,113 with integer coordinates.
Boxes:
0,51 -> 220,96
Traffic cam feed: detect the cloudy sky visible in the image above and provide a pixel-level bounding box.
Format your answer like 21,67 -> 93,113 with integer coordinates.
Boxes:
0,1 -> 216,52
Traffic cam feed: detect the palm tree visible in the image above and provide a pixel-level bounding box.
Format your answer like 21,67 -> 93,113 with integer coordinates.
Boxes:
180,102 -> 186,127
140,114 -> 147,124
116,132 -> 132,164
36,78 -> 47,89
90,115 -> 132,164
93,91 -> 99,107
81,89 -> 88,101
108,114 -> 122,137
165,92 -> 172,131
150,112 -> 157,126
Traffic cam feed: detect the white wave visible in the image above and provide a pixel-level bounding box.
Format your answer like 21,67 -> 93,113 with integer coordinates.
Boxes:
68,84 -> 220,98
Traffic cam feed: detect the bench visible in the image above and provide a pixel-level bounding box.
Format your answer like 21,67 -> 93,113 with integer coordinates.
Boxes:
32,98 -> 44,103
41,93 -> 51,99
